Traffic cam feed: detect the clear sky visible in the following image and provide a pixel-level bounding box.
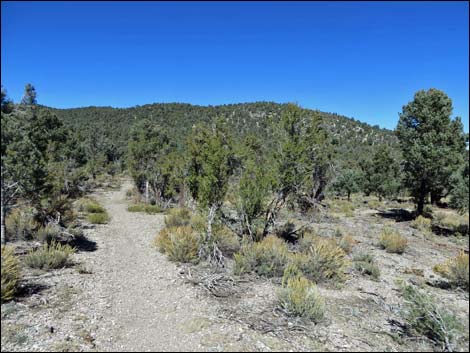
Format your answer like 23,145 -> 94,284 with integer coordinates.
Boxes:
1,1 -> 468,131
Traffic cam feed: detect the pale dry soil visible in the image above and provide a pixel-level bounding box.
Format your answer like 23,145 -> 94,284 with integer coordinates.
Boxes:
2,181 -> 318,352
2,181 -> 469,352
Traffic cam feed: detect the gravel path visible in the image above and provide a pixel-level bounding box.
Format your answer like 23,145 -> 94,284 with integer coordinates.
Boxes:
88,180 -> 217,351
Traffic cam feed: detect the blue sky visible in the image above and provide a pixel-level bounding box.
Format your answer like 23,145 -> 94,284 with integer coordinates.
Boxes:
1,1 -> 468,131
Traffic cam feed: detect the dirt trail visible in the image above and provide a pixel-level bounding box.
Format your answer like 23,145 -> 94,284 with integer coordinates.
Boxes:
86,179 -> 218,351
4,181 -> 467,352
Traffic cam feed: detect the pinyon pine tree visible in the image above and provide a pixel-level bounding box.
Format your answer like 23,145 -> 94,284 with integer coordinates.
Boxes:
396,89 -> 467,215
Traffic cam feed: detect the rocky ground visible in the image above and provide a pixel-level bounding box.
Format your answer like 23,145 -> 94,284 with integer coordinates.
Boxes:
1,180 -> 469,352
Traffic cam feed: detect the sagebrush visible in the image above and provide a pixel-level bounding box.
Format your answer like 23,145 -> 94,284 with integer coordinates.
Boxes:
234,235 -> 289,277
379,227 -> 407,254
24,241 -> 75,269
277,276 -> 325,322
1,246 -> 21,302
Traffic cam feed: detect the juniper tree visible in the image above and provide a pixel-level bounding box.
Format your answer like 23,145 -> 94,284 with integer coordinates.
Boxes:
449,157 -> 469,214
1,86 -> 14,114
361,145 -> 401,201
1,97 -> 67,241
296,110 -> 333,211
187,118 -> 235,264
331,168 -> 362,201
262,104 -> 331,237
396,89 -> 467,215
236,134 -> 274,239
127,119 -> 175,204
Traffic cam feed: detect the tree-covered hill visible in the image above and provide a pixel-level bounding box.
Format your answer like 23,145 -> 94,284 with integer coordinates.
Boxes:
49,102 -> 399,167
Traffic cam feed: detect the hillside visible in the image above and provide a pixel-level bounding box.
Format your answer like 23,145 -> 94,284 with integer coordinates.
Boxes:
50,102 -> 399,167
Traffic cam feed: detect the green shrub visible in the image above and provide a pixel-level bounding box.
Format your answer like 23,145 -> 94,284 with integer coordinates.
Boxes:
5,207 -> 38,241
433,251 -> 469,290
85,202 -> 106,214
400,284 -> 463,349
353,252 -> 374,263
127,204 -> 162,214
353,252 -> 380,280
189,213 -> 206,233
379,227 -> 408,254
154,226 -> 200,263
24,241 -> 75,269
76,198 -> 106,214
233,235 -> 289,277
87,212 -> 110,224
277,276 -> 325,322
35,224 -> 61,243
293,236 -> 348,282
1,246 -> 20,302
334,227 -> 343,238
411,215 -> 432,233
164,208 -> 191,228
37,194 -> 76,227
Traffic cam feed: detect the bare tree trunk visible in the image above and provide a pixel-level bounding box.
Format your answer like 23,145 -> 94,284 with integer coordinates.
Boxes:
1,193 -> 6,245
199,203 -> 224,267
1,178 -> 6,245
206,204 -> 217,240
416,180 -> 426,216
262,192 -> 285,238
144,180 -> 149,204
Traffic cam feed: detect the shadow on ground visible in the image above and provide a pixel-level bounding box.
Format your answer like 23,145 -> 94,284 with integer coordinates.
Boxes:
16,282 -> 50,299
70,234 -> 98,252
377,208 -> 415,222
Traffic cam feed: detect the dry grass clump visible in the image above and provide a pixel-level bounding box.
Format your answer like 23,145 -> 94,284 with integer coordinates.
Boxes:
87,212 -> 110,224
411,215 -> 432,233
77,198 -> 110,224
353,252 -> 380,280
293,236 -> 348,283
328,199 -> 355,217
1,246 -> 21,302
35,224 -> 61,243
127,204 -> 162,214
84,202 -> 106,213
297,231 -> 319,253
76,198 -> 99,212
5,207 -> 38,241
164,208 -> 191,228
379,226 -> 408,254
154,226 -> 201,264
277,275 -> 325,322
281,263 -> 304,287
337,234 -> 355,254
233,235 -> 289,277
24,241 -> 75,269
400,284 -> 463,350
125,186 -> 141,203
433,251 -> 469,290
367,199 -> 382,210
